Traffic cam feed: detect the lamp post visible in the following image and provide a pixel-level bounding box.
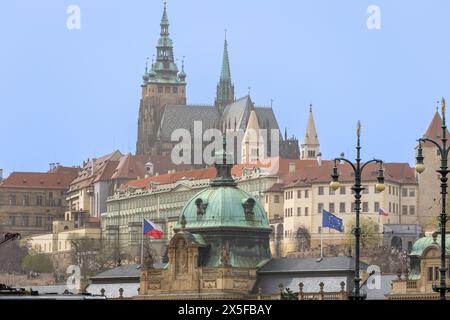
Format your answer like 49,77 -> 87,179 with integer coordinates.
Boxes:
415,97 -> 450,300
329,121 -> 385,300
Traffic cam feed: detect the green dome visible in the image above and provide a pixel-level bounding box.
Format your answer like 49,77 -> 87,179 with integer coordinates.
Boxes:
410,234 -> 450,256
175,186 -> 270,231
175,136 -> 270,232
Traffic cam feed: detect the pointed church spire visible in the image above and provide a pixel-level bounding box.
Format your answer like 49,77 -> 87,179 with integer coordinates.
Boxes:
215,31 -> 235,113
160,1 -> 169,35
150,1 -> 180,83
300,105 -> 320,160
221,32 -> 231,82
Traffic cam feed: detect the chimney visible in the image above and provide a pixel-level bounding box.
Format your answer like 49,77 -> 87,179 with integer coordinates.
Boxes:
92,158 -> 97,175
288,162 -> 296,173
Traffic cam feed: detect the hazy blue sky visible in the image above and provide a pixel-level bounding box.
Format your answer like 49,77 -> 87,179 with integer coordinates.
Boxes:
1,0 -> 449,175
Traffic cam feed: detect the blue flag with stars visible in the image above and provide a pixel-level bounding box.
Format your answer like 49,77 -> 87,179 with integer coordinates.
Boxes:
322,209 -> 344,232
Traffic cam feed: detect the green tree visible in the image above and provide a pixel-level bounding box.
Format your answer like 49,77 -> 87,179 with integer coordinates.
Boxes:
21,253 -> 54,273
345,217 -> 381,250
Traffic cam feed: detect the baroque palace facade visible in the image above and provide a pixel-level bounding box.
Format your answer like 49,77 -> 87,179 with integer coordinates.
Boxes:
135,3 -> 301,161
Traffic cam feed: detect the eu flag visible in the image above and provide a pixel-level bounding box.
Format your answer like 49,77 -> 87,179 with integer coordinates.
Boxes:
322,209 -> 344,232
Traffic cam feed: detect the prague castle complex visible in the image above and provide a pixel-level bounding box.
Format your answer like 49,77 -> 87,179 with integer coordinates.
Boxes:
136,3 -> 302,162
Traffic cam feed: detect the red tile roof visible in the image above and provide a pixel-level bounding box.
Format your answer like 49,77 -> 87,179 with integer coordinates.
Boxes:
280,162 -> 416,189
0,166 -> 79,190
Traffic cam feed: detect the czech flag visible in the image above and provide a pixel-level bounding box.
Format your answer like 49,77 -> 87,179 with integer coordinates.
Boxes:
143,219 -> 164,239
378,208 -> 388,216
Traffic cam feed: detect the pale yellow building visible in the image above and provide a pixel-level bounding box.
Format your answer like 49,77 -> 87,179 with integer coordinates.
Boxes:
26,215 -> 101,272
265,162 -> 419,257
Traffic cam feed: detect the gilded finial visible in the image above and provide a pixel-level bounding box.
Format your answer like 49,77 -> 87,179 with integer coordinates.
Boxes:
309,104 -> 313,112
356,120 -> 361,137
442,97 -> 446,116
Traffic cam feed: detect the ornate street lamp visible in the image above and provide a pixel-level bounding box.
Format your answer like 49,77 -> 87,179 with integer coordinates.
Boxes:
330,121 -> 385,300
416,97 -> 450,300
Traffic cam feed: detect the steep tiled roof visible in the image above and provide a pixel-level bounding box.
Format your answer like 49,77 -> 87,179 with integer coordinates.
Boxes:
0,167 -> 79,189
281,162 -> 416,189
158,105 -> 219,140
423,112 -> 450,141
69,150 -> 122,191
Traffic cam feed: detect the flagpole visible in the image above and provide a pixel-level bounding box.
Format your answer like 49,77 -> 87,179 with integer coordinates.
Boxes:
320,227 -> 323,259
141,219 -> 144,266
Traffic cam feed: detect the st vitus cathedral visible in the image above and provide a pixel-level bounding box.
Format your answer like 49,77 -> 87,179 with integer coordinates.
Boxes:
136,3 -> 303,162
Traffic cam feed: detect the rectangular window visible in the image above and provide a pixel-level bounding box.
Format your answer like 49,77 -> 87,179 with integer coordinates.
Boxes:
49,192 -> 53,199
389,202 -> 392,212
9,216 -> 16,226
304,190 -> 309,198
329,203 -> 335,213
318,187 -> 324,195
23,195 -> 30,206
297,190 -> 301,198
265,195 -> 268,203
274,195 -> 280,203
22,216 -> 29,227
389,186 -> 391,195
409,189 -> 415,197
304,207 -> 309,216
165,86 -> 170,93
402,188 -> 408,197
318,203 -> 324,214
329,188 -> 335,195
374,202 -> 380,212
9,195 -> 16,206
402,205 -> 408,215
36,195 -> 43,206
158,86 -> 163,93
340,186 -> 346,195
362,202 -> 369,212
409,205 -> 415,215
351,202 -> 356,212
172,87 -> 178,93
339,202 -> 346,213
297,207 -> 301,216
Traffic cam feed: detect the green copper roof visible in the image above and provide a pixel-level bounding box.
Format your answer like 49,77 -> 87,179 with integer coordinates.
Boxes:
176,186 -> 270,230
160,2 -> 169,28
410,235 -> 450,256
175,136 -> 270,231
220,39 -> 231,82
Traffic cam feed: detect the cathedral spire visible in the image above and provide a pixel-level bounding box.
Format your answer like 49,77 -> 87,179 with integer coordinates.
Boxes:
221,34 -> 231,82
160,1 -> 169,36
151,1 -> 180,82
300,105 -> 320,160
215,32 -> 235,113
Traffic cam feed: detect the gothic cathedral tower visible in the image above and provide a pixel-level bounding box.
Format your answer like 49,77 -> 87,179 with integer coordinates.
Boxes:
214,37 -> 235,114
136,2 -> 187,155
